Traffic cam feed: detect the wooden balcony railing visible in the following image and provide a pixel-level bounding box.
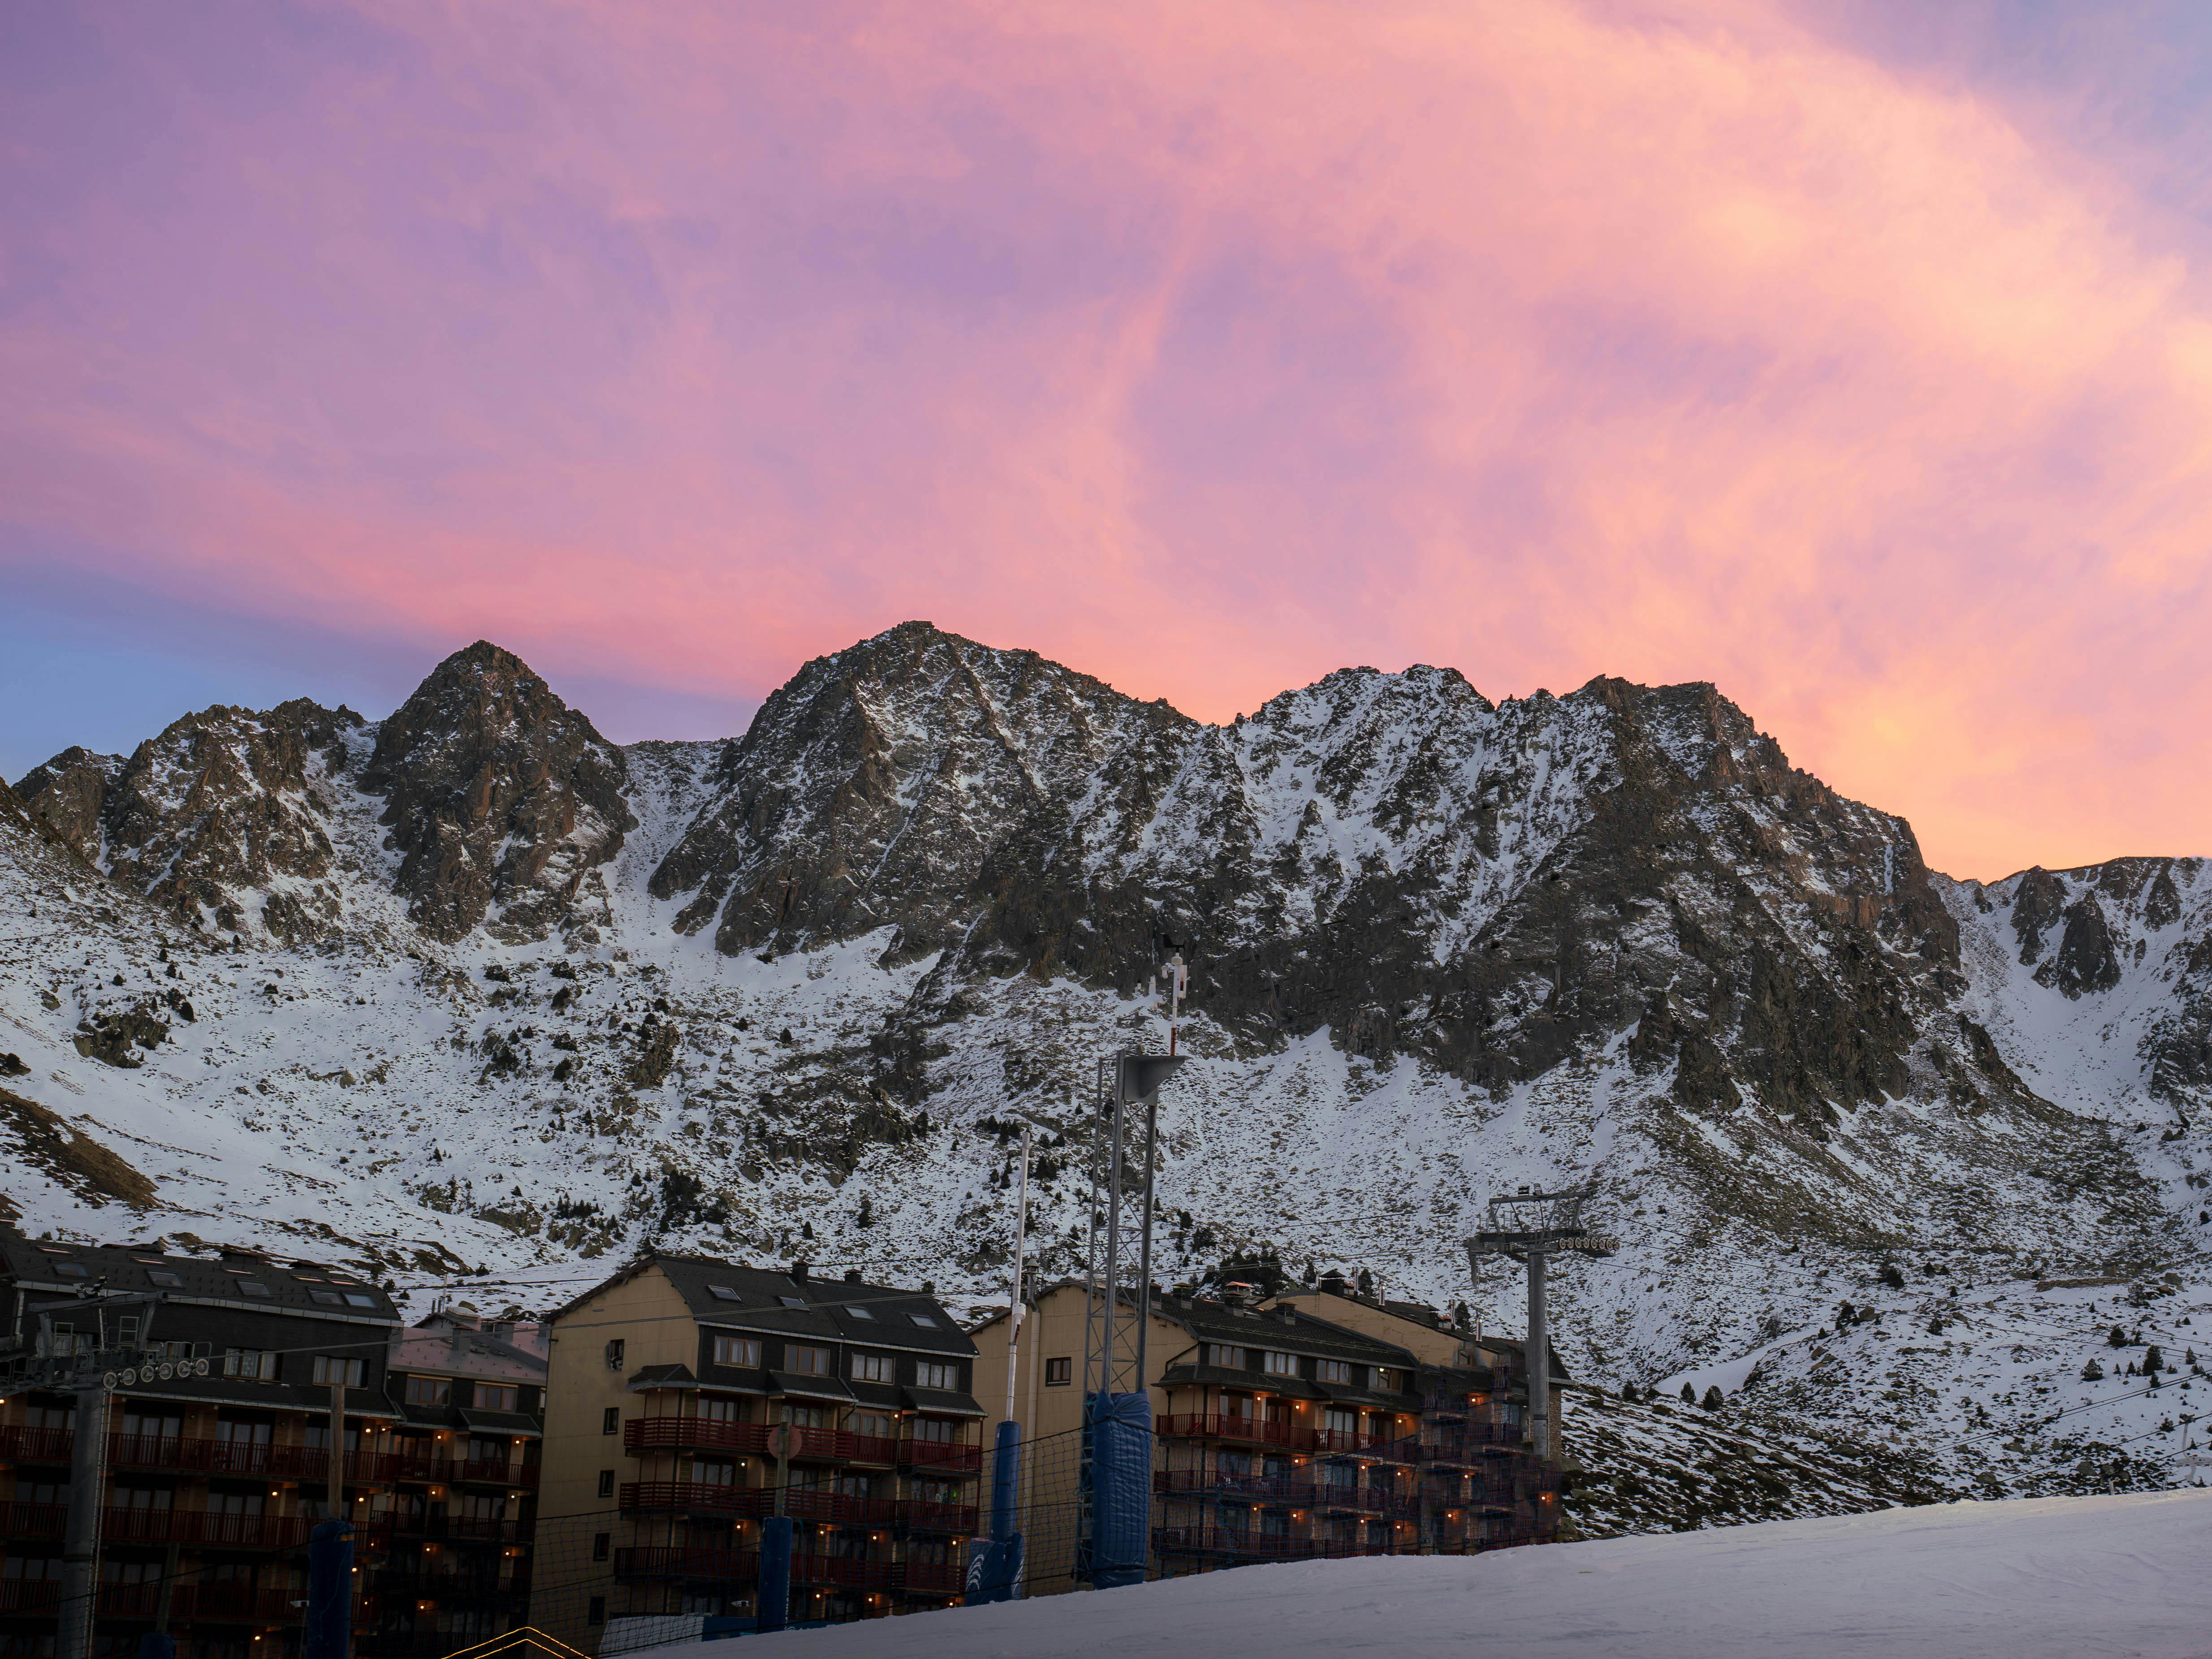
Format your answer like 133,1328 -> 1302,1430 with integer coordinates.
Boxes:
618,1481 -> 770,1517
896,1437 -> 981,1472
625,1417 -> 772,1457
1155,1413 -> 1316,1452
894,1499 -> 977,1534
613,1546 -> 758,1583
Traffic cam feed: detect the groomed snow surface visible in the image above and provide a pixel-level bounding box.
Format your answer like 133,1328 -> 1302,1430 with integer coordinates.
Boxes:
651,1493 -> 2212,1659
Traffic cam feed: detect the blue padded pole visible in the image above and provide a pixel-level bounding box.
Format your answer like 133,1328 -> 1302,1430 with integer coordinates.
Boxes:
757,1514 -> 793,1632
134,1639 -> 175,1659
991,1420 -> 1021,1542
303,1520 -> 352,1659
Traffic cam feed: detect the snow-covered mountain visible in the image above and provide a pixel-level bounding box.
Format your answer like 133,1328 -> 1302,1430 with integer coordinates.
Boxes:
5,622 -> 2209,1512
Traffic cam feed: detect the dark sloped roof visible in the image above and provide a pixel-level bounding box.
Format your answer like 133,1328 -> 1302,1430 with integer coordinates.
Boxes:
559,1254 -> 975,1357
903,1386 -> 984,1417
0,1239 -> 399,1324
1165,1298 -> 1418,1367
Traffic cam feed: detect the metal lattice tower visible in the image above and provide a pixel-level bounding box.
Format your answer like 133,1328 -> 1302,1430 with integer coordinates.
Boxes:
1468,1185 -> 1616,1463
1080,1053 -> 1186,1398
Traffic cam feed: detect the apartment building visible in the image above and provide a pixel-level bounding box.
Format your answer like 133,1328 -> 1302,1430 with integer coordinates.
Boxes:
0,1238 -> 402,1659
969,1277 -> 1566,1593
374,1300 -> 548,1656
538,1255 -> 981,1652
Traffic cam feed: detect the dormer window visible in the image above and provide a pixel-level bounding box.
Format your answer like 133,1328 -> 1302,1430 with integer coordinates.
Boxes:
709,1285 -> 742,1302
238,1281 -> 272,1297
907,1313 -> 938,1329
53,1262 -> 90,1279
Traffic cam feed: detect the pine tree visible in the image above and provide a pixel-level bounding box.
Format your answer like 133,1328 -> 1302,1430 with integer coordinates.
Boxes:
855,1195 -> 874,1228
1680,1383 -> 1696,1404
2146,1344 -> 2165,1374
1701,1385 -> 1724,1410
2110,1325 -> 2130,1348
2082,1359 -> 2104,1381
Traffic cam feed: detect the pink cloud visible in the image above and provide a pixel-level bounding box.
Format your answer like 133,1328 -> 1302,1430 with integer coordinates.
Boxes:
3,0 -> 2209,877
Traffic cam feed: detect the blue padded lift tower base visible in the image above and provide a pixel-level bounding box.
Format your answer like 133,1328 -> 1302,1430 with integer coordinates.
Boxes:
757,1514 -> 794,1632
303,1520 -> 352,1659
1084,1390 -> 1152,1589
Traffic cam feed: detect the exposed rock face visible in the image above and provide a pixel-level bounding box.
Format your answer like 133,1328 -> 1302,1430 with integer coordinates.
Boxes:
657,625 -> 1971,1144
648,620 -> 1175,954
16,702 -> 361,941
12,747 -> 121,861
362,641 -> 633,942
2040,894 -> 2122,998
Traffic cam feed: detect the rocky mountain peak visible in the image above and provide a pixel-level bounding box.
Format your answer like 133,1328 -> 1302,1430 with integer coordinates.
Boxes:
361,640 -> 633,942
12,746 -> 122,862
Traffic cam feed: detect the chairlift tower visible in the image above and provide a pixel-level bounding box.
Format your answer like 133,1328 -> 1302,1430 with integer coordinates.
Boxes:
1469,1186 -> 1616,1463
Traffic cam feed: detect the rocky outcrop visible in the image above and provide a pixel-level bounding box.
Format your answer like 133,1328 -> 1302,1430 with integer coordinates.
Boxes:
16,702 -> 360,941
362,642 -> 633,942
12,747 -> 121,861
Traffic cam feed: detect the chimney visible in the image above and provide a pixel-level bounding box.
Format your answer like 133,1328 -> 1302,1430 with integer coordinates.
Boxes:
791,1261 -> 809,1284
844,1268 -> 863,1285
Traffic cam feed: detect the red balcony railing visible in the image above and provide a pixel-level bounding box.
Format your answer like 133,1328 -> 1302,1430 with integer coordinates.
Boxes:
95,1581 -> 306,1622
1311,1427 -> 1415,1460
0,1424 -> 74,1463
0,1580 -> 58,1614
618,1481 -> 770,1517
624,1417 -> 772,1457
1156,1414 -> 1315,1452
895,1499 -> 977,1534
1152,1469 -> 1418,1515
785,1426 -> 851,1461
613,1546 -> 758,1583
791,1554 -> 892,1590
0,1501 -> 65,1539
783,1489 -> 896,1526
896,1438 -> 981,1472
103,1508 -> 314,1548
897,1558 -> 965,1594
847,1433 -> 900,1465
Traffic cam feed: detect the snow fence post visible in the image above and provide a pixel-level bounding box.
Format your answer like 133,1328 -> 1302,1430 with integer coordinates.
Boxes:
303,1520 -> 352,1659
757,1514 -> 793,1631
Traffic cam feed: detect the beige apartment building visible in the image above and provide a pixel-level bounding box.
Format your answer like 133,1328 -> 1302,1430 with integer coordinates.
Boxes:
970,1275 -> 1565,1594
537,1254 -> 981,1651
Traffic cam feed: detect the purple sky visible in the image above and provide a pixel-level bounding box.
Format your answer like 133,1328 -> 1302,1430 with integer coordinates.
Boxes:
7,1 -> 2212,878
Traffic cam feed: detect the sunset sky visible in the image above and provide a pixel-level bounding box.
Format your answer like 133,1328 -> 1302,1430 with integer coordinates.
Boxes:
6,1 -> 2211,880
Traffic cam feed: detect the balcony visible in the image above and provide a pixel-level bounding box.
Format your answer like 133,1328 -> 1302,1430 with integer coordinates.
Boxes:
785,1425 -> 851,1462
618,1480 -> 770,1518
791,1554 -> 893,1590
1150,1525 -> 1414,1563
1,1504 -> 319,1549
1156,1413 -> 1315,1452
625,1416 -> 771,1457
0,1423 -> 73,1463
896,1558 -> 964,1595
894,1499 -> 977,1534
847,1433 -> 899,1465
896,1437 -> 981,1473
614,1545 -> 758,1584
375,1513 -> 534,1546
784,1489 -> 896,1526
377,1448 -> 540,1487
100,1581 -> 307,1622
1152,1469 -> 1418,1516
1311,1427 -> 1415,1462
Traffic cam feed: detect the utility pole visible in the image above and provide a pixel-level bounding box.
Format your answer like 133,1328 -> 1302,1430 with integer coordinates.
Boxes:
328,1375 -> 346,1521
1469,1186 -> 1615,1463
1004,1124 -> 1031,1424
57,1381 -> 109,1659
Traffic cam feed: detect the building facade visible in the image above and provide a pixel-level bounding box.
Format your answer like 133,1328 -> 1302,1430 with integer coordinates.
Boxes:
969,1279 -> 1567,1594
0,1239 -> 402,1659
538,1255 -> 982,1652
373,1301 -> 548,1657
